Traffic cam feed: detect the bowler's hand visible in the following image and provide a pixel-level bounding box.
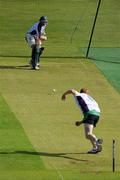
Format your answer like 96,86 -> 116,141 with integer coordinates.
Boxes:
75,121 -> 83,126
61,94 -> 66,101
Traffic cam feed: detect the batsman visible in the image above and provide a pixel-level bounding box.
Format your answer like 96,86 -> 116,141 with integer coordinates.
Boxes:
25,16 -> 48,70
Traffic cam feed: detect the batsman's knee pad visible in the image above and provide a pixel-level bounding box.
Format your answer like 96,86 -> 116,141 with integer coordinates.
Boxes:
41,47 -> 44,51
39,47 -> 45,56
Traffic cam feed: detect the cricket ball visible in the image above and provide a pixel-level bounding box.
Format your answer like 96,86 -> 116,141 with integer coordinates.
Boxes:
52,89 -> 56,93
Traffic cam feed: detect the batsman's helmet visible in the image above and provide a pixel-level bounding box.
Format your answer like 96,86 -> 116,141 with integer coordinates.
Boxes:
39,16 -> 48,24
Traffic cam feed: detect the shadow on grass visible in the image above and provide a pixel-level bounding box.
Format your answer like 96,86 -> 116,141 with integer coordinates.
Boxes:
0,151 -> 90,162
89,57 -> 120,64
0,65 -> 31,70
1,54 -> 120,64
0,55 -> 86,70
0,54 -> 85,59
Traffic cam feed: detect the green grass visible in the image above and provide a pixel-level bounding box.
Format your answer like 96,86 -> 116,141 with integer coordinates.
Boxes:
0,57 -> 120,179
81,47 -> 120,92
0,93 -> 45,171
0,0 -> 120,179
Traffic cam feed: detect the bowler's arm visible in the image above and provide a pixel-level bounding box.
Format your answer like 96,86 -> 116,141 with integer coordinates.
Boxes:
61,89 -> 76,101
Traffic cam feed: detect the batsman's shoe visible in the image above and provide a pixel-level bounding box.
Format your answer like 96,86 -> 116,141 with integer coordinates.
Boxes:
37,63 -> 40,67
87,148 -> 99,154
32,66 -> 40,70
31,65 -> 39,70
34,65 -> 40,70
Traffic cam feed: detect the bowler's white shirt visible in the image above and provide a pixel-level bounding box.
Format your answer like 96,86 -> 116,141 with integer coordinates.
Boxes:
74,91 -> 100,114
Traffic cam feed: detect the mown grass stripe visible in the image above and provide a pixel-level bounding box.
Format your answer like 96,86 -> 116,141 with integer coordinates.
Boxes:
0,94 -> 45,171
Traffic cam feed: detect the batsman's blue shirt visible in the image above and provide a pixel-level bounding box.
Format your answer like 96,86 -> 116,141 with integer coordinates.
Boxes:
27,22 -> 46,37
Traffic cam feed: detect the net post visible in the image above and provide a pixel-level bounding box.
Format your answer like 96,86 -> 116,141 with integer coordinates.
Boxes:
112,139 -> 115,172
86,0 -> 102,59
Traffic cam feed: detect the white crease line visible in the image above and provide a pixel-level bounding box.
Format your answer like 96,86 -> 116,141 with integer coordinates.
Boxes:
52,163 -> 64,180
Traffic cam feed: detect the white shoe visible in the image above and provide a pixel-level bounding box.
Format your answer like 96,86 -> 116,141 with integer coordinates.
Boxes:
37,63 -> 40,67
87,148 -> 99,154
34,66 -> 40,70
